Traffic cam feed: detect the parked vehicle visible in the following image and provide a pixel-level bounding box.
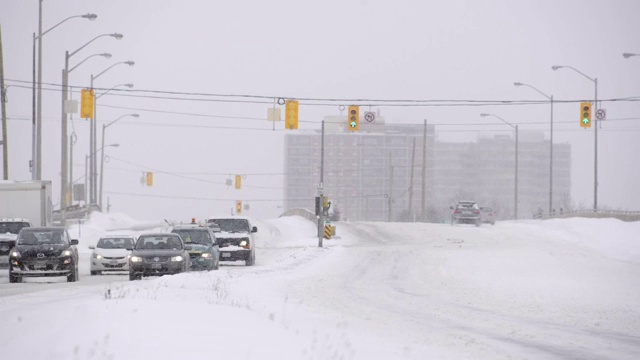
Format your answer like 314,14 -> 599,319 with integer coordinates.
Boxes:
169,224 -> 219,271
0,218 -> 32,269
451,200 -> 481,227
0,181 -> 53,227
128,233 -> 191,281
480,207 -> 496,225
89,235 -> 136,275
8,227 -> 79,283
207,216 -> 257,266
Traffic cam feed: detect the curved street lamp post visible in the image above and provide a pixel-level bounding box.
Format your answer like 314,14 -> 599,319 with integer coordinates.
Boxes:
32,8 -> 97,180
514,82 -> 554,216
89,61 -> 135,206
99,113 -> 139,209
480,113 -> 519,220
552,65 -> 598,211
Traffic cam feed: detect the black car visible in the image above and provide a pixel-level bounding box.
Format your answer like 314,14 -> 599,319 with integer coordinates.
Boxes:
128,233 -> 191,281
170,225 -> 220,271
8,227 -> 79,283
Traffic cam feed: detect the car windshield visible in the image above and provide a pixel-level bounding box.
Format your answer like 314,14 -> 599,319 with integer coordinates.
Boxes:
172,229 -> 212,245
135,235 -> 183,250
0,222 -> 30,235
17,229 -> 65,245
97,237 -> 134,249
209,218 -> 250,233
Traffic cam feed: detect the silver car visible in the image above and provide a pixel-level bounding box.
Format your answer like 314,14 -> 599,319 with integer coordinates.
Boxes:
90,235 -> 135,275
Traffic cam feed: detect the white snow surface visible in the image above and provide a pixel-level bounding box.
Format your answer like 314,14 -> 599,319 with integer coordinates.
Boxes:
1,214 -> 639,359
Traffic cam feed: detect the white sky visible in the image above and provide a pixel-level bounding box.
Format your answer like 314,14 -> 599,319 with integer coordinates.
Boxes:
1,0 -> 639,220
1,214 -> 639,359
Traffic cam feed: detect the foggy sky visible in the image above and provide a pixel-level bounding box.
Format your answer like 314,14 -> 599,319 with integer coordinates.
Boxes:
1,0 -> 639,220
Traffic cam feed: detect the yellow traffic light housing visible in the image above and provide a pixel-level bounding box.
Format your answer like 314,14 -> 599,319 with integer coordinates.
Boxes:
285,100 -> 299,129
236,200 -> 242,214
348,105 -> 359,131
146,172 -> 153,186
235,175 -> 242,190
80,89 -> 95,119
580,102 -> 592,128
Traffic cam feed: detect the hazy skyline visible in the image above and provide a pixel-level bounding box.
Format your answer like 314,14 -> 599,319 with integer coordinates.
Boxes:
1,0 -> 639,220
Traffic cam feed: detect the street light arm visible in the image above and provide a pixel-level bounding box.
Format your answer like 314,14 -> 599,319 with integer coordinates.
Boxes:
480,113 -> 515,130
513,82 -> 552,100
93,61 -> 135,83
552,65 -> 596,83
68,33 -> 122,59
69,53 -> 111,73
623,53 -> 639,59
95,83 -> 134,100
39,13 -> 97,39
104,113 -> 139,129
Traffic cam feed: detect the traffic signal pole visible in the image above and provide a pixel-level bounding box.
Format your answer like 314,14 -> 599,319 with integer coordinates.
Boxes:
318,120 -> 325,248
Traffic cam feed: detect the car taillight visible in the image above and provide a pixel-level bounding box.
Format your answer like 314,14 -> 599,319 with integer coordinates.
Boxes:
474,210 -> 480,214
454,210 -> 461,214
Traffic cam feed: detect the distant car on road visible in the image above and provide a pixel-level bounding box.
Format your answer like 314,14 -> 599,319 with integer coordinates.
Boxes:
128,233 -> 191,281
451,200 -> 481,227
89,235 -> 136,275
207,216 -> 257,266
480,207 -> 496,225
169,224 -> 220,271
8,227 -> 79,283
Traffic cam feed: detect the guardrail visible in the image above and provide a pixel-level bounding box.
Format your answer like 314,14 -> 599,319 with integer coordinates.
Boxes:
545,209 -> 640,222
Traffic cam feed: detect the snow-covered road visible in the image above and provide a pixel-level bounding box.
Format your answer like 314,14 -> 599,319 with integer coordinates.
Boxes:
1,214 -> 639,359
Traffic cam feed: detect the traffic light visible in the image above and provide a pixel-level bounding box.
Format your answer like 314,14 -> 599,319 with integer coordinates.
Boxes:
146,172 -> 153,186
347,105 -> 359,131
235,175 -> 242,190
236,200 -> 242,214
80,89 -> 94,119
285,100 -> 299,129
580,102 -> 592,128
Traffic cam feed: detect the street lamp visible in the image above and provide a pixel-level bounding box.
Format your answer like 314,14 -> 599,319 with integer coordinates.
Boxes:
99,113 -> 139,209
89,61 -> 135,207
32,7 -> 97,180
552,65 -> 598,211
514,82 -> 554,216
480,113 -> 519,220
60,33 -> 121,223
622,53 -> 639,59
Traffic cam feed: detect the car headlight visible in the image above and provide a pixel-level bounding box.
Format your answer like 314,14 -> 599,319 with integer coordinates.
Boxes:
60,250 -> 72,257
171,255 -> 183,262
200,253 -> 211,258
10,251 -> 20,258
239,240 -> 248,247
93,253 -> 102,260
130,256 -> 142,263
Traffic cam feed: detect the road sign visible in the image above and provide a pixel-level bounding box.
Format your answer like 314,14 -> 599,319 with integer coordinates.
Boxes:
595,108 -> 606,121
364,111 -> 375,123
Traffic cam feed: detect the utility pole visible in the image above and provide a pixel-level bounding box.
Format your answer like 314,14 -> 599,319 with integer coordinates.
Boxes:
408,137 -> 416,220
421,119 -> 427,222
0,25 -> 8,180
388,154 -> 393,222
318,120 -> 325,248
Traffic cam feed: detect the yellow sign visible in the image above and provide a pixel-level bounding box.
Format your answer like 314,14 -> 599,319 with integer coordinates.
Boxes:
285,100 -> 299,129
80,89 -> 95,119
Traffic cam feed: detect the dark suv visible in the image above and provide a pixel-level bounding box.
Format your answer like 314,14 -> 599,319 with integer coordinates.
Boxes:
9,227 -> 79,283
451,200 -> 481,227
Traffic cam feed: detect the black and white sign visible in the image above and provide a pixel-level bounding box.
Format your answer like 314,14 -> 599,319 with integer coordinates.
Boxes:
595,108 -> 606,121
364,112 -> 376,123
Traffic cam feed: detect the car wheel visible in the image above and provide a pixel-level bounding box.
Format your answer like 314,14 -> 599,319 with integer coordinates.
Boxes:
67,263 -> 77,282
9,271 -> 21,283
245,253 -> 255,266
129,273 -> 140,281
475,221 -> 481,227
213,259 -> 219,270
90,270 -> 99,276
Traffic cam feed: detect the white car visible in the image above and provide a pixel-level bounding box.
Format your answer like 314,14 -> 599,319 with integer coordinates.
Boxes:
89,235 -> 135,275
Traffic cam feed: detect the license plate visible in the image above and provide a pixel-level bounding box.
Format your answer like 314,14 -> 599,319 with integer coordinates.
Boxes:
151,263 -> 162,269
36,261 -> 48,269
221,253 -> 231,258
110,260 -> 119,264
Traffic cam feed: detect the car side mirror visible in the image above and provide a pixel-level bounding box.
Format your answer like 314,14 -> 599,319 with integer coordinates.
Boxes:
88,245 -> 95,250
184,245 -> 192,251
71,239 -> 79,245
252,226 -> 258,233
